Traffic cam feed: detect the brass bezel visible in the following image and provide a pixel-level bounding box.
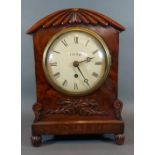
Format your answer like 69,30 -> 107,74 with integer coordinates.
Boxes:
43,27 -> 111,96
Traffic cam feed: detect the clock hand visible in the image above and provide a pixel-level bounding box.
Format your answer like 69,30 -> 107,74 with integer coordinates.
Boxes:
73,57 -> 94,67
73,61 -> 90,87
76,66 -> 90,87
78,57 -> 94,64
76,66 -> 85,79
83,78 -> 90,87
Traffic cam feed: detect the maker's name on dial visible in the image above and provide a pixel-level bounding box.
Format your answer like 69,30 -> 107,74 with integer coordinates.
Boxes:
70,52 -> 82,56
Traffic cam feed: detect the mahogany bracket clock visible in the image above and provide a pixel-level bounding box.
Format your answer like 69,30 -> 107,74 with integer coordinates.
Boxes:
27,8 -> 125,146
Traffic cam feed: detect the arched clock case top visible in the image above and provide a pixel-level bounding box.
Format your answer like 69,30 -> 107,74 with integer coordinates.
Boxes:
27,8 -> 125,147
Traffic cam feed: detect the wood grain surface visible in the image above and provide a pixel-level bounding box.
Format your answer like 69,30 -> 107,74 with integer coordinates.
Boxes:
27,8 -> 125,146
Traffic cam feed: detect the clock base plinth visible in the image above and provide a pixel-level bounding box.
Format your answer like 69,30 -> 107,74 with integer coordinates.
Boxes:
31,119 -> 124,146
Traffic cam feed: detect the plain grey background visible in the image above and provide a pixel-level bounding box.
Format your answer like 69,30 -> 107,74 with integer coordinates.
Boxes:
21,0 -> 134,155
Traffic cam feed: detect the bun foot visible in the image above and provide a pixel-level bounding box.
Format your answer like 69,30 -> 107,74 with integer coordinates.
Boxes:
115,134 -> 125,145
31,135 -> 42,147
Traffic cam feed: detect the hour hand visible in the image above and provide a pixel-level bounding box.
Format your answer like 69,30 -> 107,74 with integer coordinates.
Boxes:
86,57 -> 94,62
79,57 -> 94,64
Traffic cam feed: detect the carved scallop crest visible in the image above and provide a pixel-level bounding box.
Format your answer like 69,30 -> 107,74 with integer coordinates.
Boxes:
27,8 -> 125,34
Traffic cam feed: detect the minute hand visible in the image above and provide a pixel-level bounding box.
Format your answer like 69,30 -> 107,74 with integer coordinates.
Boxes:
77,66 -> 90,87
77,66 -> 85,79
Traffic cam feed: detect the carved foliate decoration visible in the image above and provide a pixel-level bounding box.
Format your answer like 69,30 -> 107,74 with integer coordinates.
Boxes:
27,8 -> 125,34
44,99 -> 108,116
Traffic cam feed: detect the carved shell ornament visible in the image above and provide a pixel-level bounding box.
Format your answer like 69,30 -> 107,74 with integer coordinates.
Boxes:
27,8 -> 125,34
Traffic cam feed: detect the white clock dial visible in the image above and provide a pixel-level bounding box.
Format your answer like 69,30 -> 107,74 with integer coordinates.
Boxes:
43,28 -> 111,95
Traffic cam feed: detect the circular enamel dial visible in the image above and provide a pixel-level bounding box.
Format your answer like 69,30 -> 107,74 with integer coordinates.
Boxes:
43,28 -> 111,95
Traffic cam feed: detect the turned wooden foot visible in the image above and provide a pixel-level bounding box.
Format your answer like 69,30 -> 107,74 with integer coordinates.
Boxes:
31,135 -> 42,147
115,134 -> 125,145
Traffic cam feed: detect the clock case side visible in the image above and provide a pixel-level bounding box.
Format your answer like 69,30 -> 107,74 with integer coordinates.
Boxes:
27,8 -> 125,146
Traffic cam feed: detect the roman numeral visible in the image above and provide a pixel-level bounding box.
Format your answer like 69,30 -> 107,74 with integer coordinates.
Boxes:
92,72 -> 99,78
62,80 -> 68,87
74,83 -> 78,90
50,62 -> 57,66
95,61 -> 102,65
74,36 -> 78,44
52,50 -> 60,54
61,39 -> 68,47
92,49 -> 98,55
53,72 -> 60,79
85,40 -> 89,47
